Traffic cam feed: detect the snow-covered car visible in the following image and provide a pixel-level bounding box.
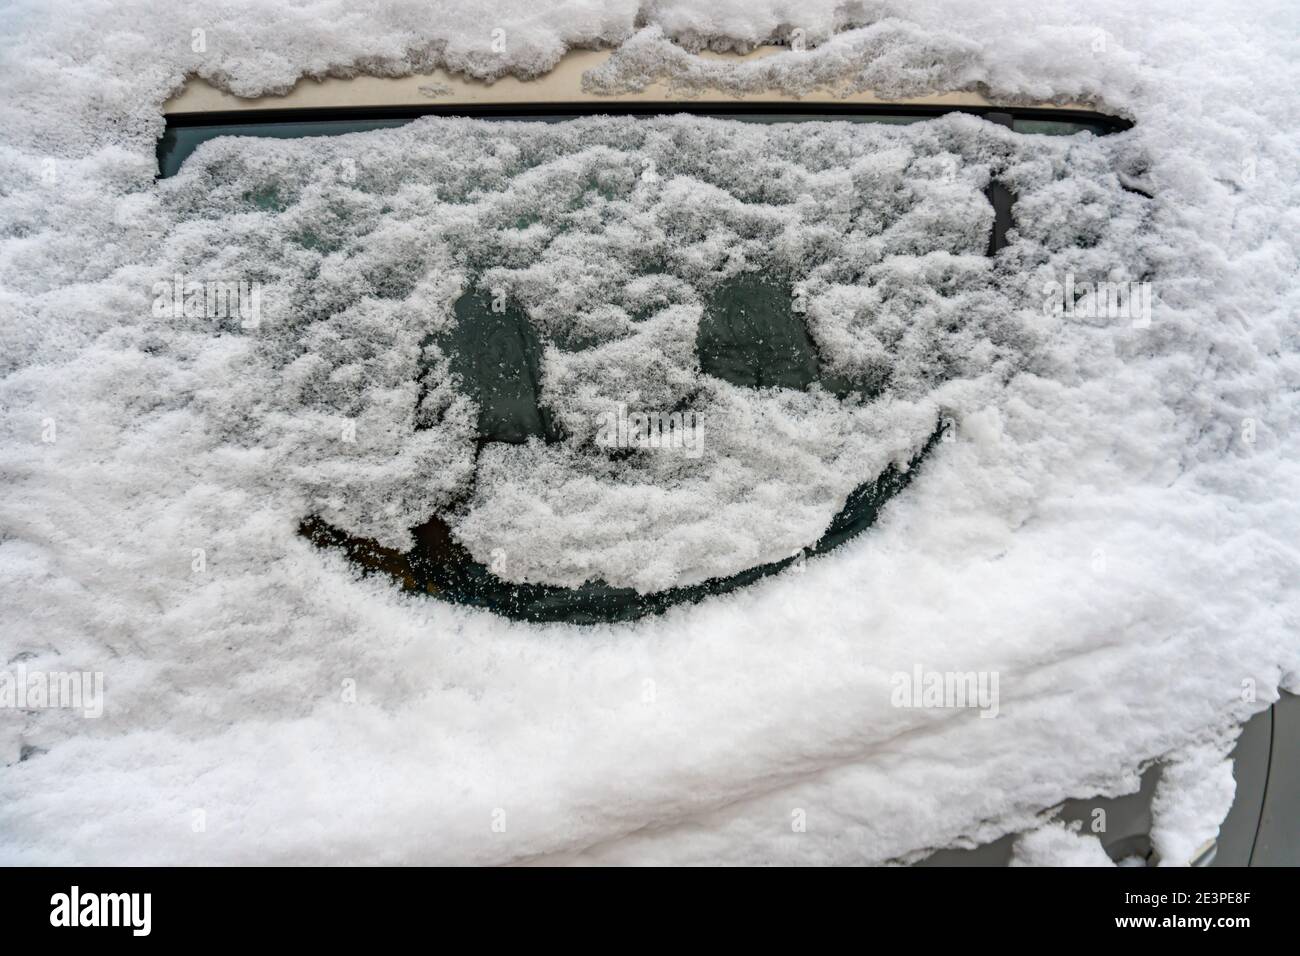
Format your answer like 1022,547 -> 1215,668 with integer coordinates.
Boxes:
148,49 -> 1298,866
4,4 -> 1296,873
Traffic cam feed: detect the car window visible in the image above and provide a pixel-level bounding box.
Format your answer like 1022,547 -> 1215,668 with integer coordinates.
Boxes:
158,108 -> 1134,623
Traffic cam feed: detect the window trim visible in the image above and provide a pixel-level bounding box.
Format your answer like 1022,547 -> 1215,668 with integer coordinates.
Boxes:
161,100 -> 1131,132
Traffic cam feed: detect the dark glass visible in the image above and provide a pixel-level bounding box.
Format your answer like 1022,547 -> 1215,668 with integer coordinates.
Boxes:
1013,118 -> 1106,136
156,118 -> 412,178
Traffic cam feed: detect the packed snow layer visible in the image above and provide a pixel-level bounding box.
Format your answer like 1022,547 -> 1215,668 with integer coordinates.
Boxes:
1,0 -> 1298,865
1011,821 -> 1114,867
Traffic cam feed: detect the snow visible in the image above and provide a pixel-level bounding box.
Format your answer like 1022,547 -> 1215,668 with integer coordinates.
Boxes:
1,0 -> 1299,865
1149,742 -> 1238,866
1011,821 -> 1114,867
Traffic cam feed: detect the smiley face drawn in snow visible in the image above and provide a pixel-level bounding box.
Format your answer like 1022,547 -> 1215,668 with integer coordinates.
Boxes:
303,270 -> 950,623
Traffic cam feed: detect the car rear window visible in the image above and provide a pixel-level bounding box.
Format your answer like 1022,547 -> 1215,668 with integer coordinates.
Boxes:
156,107 -> 1136,622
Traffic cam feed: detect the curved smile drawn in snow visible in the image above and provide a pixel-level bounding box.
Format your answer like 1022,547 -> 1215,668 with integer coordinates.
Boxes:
303,271 -> 946,625
302,434 -> 938,624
